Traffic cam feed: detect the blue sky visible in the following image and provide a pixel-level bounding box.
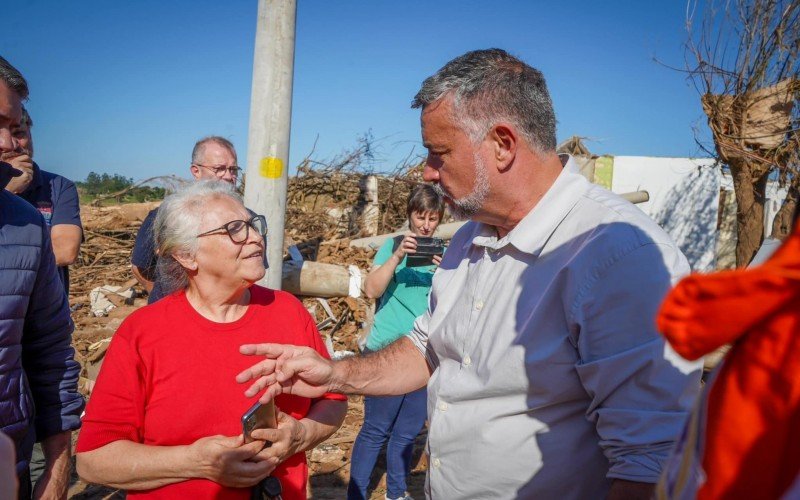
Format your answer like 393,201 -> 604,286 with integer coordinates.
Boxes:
1,1 -> 712,184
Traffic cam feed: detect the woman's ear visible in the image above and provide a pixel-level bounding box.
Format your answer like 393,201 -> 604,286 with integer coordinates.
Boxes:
172,251 -> 198,272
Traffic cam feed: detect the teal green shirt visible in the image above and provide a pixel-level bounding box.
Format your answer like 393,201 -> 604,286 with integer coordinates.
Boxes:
367,237 -> 437,351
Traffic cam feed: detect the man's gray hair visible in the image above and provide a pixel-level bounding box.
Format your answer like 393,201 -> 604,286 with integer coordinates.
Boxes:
191,136 -> 237,164
412,48 -> 556,153
0,56 -> 29,100
153,180 -> 243,294
21,107 -> 32,128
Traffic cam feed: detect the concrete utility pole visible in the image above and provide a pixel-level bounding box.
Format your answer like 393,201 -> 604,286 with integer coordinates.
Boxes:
244,0 -> 297,289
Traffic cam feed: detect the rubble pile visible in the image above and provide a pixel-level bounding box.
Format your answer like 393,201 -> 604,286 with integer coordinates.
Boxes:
285,161 -> 425,243
70,202 -> 157,302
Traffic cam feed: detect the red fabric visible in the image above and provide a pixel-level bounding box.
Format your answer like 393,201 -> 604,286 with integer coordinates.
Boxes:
657,227 -> 800,499
76,286 -> 346,499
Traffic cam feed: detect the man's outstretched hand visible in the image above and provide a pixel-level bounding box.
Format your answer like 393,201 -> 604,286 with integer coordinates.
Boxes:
236,344 -> 336,403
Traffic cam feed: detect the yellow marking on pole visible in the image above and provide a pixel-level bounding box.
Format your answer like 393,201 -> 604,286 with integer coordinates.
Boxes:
259,157 -> 284,179
593,156 -> 614,189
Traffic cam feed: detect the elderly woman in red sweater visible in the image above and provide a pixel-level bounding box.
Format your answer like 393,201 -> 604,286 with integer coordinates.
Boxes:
75,181 -> 347,499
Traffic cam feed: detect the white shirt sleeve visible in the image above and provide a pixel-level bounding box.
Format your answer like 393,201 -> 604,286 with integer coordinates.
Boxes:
405,287 -> 440,370
571,242 -> 701,482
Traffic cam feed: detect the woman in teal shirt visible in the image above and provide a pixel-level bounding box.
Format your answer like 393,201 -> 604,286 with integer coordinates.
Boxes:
348,185 -> 444,500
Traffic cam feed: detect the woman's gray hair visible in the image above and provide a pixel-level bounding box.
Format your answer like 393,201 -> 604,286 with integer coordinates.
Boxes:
153,180 -> 243,294
411,48 -> 557,154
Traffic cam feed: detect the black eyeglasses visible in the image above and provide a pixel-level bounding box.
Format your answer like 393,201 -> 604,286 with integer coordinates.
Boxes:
194,163 -> 241,177
197,215 -> 267,243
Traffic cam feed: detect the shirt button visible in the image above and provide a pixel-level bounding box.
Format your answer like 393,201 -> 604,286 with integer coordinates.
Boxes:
475,301 -> 484,310
438,402 -> 448,411
433,458 -> 441,468
463,356 -> 472,366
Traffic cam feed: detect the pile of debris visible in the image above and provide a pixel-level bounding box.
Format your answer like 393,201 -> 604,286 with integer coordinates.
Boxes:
70,202 -> 157,302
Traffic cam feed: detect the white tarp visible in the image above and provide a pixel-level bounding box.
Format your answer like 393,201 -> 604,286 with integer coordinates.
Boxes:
611,156 -> 720,271
610,156 -> 788,271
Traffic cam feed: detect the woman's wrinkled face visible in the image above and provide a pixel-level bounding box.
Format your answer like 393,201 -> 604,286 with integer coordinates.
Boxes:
409,210 -> 441,237
193,197 -> 265,288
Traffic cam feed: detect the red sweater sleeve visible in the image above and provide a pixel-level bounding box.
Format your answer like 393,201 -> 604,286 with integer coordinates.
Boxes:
76,323 -> 146,452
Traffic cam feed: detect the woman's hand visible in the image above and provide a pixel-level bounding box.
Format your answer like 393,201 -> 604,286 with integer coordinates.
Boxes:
365,233 -> 418,298
250,412 -> 308,474
190,435 -> 271,488
432,254 -> 443,267
393,233 -> 418,260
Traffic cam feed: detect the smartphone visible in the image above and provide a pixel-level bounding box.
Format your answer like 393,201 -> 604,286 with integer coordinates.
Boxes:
242,401 -> 278,444
407,237 -> 446,267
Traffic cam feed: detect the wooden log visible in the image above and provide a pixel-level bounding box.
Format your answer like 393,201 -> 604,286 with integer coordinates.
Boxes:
349,221 -> 465,250
282,261 -> 359,298
360,175 -> 380,237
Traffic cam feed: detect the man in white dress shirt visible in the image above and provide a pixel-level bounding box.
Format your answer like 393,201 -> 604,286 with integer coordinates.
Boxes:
237,48 -> 702,500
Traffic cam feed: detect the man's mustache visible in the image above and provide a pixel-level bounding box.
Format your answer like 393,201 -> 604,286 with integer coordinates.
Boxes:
432,183 -> 451,200
0,149 -> 29,161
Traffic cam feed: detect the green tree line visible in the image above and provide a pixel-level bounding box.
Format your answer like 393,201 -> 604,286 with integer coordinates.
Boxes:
76,172 -> 166,204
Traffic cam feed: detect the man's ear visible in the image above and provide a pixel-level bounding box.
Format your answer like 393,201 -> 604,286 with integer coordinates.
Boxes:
172,251 -> 198,272
489,123 -> 517,172
189,164 -> 202,180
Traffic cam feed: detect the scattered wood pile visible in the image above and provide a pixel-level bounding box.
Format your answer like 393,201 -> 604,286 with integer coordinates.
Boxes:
70,203 -> 157,306
285,156 -> 425,244
70,157 -> 425,325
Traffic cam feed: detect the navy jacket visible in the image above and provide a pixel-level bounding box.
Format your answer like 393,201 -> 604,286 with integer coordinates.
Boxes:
130,207 -> 166,303
0,164 -> 83,475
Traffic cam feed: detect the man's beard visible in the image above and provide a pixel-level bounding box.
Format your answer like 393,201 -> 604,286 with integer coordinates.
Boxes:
433,153 -> 490,221
0,151 -> 21,161
0,145 -> 29,162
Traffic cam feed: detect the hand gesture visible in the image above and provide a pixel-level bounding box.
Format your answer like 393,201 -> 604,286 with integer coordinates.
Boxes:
237,344 -> 334,403
190,435 -> 271,488
250,412 -> 307,474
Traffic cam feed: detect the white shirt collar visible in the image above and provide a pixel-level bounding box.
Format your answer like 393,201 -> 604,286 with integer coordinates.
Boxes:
470,154 -> 590,256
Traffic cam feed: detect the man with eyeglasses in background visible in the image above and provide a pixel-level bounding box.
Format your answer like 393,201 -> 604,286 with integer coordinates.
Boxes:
131,135 -> 247,303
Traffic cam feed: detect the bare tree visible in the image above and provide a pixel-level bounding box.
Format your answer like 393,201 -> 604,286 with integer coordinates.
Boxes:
686,0 -> 799,266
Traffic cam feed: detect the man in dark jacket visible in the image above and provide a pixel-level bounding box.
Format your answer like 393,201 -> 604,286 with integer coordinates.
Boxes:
4,107 -> 83,294
0,56 -> 83,499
